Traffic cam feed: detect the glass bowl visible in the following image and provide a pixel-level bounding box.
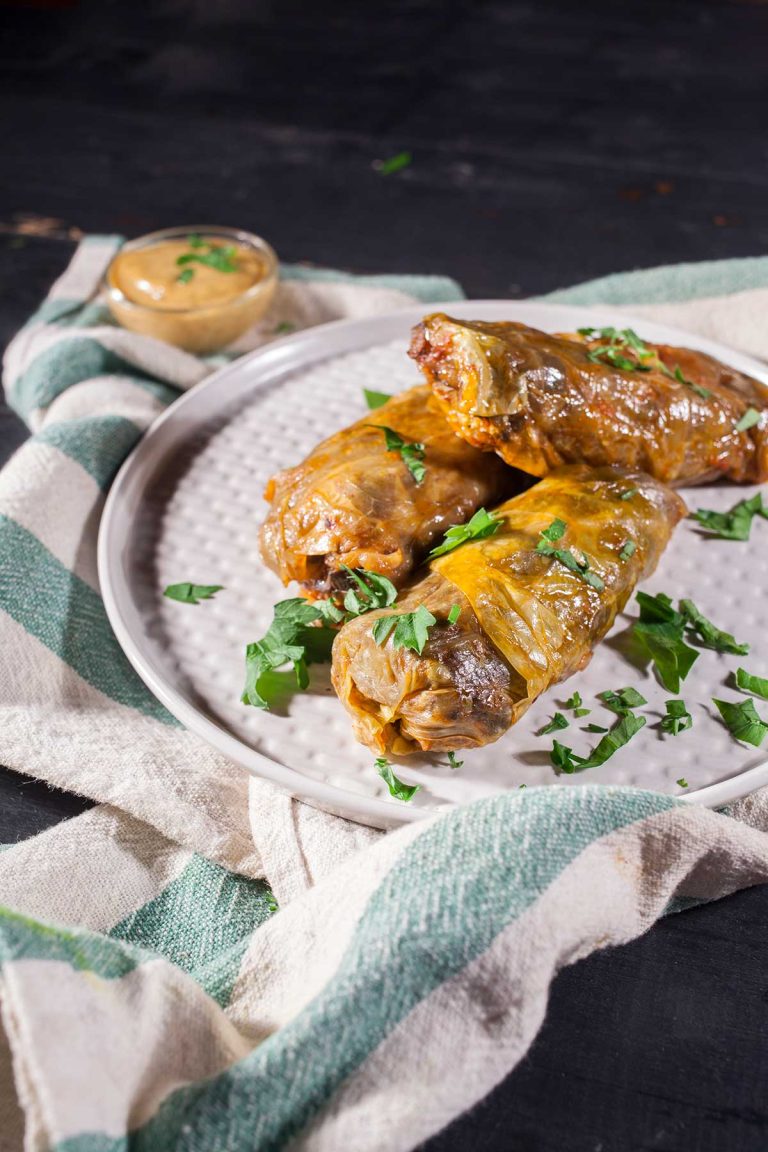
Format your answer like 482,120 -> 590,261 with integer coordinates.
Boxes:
105,226 -> 278,355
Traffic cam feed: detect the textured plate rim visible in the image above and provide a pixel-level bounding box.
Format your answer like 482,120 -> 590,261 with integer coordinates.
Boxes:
98,300 -> 768,827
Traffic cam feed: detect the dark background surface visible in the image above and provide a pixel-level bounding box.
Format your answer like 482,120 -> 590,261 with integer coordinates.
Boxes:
1,0 -> 768,1148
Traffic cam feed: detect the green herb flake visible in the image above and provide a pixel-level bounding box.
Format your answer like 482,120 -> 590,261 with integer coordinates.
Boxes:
274,321 -> 295,335
673,364 -> 711,400
265,889 -> 279,914
584,723 -> 609,733
713,697 -> 768,748
536,712 -> 569,737
376,151 -> 412,175
690,493 -> 768,541
447,751 -> 464,769
176,268 -> 195,285
679,599 -> 749,656
242,598 -> 336,710
373,425 -> 427,484
363,388 -> 393,410
620,487 -> 639,501
375,757 -> 420,801
598,686 -> 648,714
565,691 -> 583,709
176,240 -> 239,275
735,407 -> 761,433
338,567 -> 398,620
619,540 -> 636,562
536,520 -> 605,592
447,604 -> 462,625
661,698 -> 693,736
634,621 -> 699,693
372,604 -> 437,654
163,582 -> 223,605
551,712 -> 646,774
735,667 -> 768,701
676,778 -> 689,789
429,507 -> 503,558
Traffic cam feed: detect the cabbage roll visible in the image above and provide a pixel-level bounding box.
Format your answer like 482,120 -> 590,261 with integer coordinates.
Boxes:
410,314 -> 768,485
260,384 -> 514,594
332,465 -> 686,755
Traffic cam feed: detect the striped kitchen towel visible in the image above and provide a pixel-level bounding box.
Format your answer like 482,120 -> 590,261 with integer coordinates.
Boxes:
1,239 -> 768,1151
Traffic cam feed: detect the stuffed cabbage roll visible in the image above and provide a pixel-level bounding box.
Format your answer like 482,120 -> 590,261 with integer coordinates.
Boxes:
410,314 -> 768,485
260,384 -> 514,594
332,465 -> 686,755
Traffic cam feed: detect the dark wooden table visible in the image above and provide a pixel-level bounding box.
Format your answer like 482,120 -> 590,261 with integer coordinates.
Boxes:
2,1 -> 768,1148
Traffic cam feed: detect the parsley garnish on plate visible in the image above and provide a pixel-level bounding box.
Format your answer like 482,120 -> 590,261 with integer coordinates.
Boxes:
661,699 -> 693,735
584,723 -> 609,733
429,507 -> 502,558
336,567 -> 398,621
242,598 -> 335,710
735,407 -> 761,433
372,604 -> 437,654
677,777 -> 689,789
565,690 -> 590,717
735,667 -> 768,700
176,235 -> 239,282
713,698 -> 768,747
679,599 -> 749,655
372,425 -> 426,484
447,751 -> 464,769
551,712 -> 646,774
577,327 -> 654,373
536,519 -> 605,591
632,592 -> 699,693
274,321 -> 295,335
363,388 -> 393,410
536,712 -> 569,737
163,582 -> 223,605
375,757 -> 420,801
598,686 -> 647,714
690,493 -> 768,541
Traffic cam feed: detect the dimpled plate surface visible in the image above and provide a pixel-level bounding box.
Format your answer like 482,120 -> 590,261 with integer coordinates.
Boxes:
99,301 -> 768,829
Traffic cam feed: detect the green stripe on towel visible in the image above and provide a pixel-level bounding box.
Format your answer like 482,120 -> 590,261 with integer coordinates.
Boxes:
0,514 -> 177,724
36,416 -> 142,489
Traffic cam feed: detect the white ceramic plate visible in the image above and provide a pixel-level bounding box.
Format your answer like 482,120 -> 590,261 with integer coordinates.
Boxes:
98,301 -> 768,829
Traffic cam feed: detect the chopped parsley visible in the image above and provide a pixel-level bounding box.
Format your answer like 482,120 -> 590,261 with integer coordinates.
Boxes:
619,540 -> 636,562
551,712 -> 646,774
176,236 -> 239,282
376,151 -> 412,175
363,388 -> 392,410
536,519 -> 605,591
163,582 -> 223,605
447,604 -> 462,625
565,690 -> 590,717
598,686 -> 647,715
274,321 -> 295,335
620,487 -> 639,501
679,599 -> 748,656
673,364 -> 711,400
713,697 -> 768,748
735,407 -> 761,433
661,698 -> 693,735
447,751 -> 464,769
265,890 -> 279,914
429,507 -> 502,558
577,327 -> 654,373
584,723 -> 609,733
372,604 -> 437,654
373,425 -> 426,484
690,493 -> 768,541
735,667 -> 768,701
335,567 -> 398,621
375,757 -> 420,801
676,778 -> 689,789
632,592 -> 699,693
242,599 -> 335,710
536,712 -> 569,736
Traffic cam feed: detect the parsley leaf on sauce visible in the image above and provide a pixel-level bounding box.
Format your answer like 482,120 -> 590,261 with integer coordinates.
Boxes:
372,604 -> 437,654
429,507 -> 502,558
374,425 -> 427,484
363,388 -> 393,410
536,520 -> 605,591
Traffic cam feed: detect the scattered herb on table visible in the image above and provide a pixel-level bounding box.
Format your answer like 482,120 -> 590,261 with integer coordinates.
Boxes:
713,698 -> 768,748
690,493 -> 768,541
536,712 -> 569,737
371,425 -> 426,484
363,388 -> 393,410
372,604 -> 437,654
163,582 -> 223,605
429,507 -> 502,558
679,599 -> 748,656
536,519 -> 605,591
598,686 -> 648,715
661,699 -> 693,735
735,667 -> 768,701
242,599 -> 335,710
375,151 -> 412,175
375,757 -> 420,801
551,713 -> 646,774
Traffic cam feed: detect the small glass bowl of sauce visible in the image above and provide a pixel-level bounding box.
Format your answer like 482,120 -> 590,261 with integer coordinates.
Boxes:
106,226 -> 278,354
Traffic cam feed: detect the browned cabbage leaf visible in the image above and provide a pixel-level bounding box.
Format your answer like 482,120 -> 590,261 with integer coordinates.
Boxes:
259,384 -> 515,594
331,465 -> 686,755
410,314 -> 768,485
